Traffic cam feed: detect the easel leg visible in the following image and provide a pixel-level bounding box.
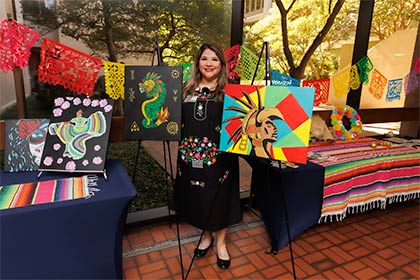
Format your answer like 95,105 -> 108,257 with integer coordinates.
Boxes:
278,167 -> 297,280
131,140 -> 142,184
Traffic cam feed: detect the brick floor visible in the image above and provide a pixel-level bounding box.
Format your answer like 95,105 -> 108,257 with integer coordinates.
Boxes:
123,200 -> 419,279
122,141 -> 420,279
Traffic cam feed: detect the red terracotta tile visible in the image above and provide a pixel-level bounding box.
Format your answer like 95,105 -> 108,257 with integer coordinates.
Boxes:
182,268 -> 203,279
387,254 -> 412,267
359,235 -> 387,250
353,266 -> 380,279
140,267 -> 171,280
123,257 -> 137,270
245,252 -> 269,270
386,269 -> 414,279
348,246 -> 371,258
231,255 -> 251,268
166,256 -> 182,275
120,198 -> 419,280
340,240 -> 359,251
261,265 -> 287,279
138,260 -> 166,274
322,248 -> 351,264
235,236 -> 255,248
319,230 -> 347,244
342,259 -> 367,273
231,263 -> 257,278
331,266 -> 359,279
238,241 -> 263,254
161,246 -> 183,258
147,251 -> 163,262
124,267 -> 141,280
402,262 -> 420,279
362,256 -> 392,274
151,228 -> 167,243
135,254 -> 150,266
376,247 -> 398,259
302,251 -> 327,264
199,264 -> 218,279
294,257 -> 318,276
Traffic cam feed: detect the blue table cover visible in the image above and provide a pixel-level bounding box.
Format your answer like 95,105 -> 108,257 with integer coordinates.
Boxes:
0,160 -> 137,279
245,157 -> 325,251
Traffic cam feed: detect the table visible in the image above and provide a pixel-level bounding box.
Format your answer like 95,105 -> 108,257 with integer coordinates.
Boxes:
245,157 -> 325,251
308,138 -> 420,222
0,160 -> 137,279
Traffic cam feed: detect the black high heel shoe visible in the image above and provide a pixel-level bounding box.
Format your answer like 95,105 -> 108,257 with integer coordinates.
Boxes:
216,254 -> 231,269
194,237 -> 214,258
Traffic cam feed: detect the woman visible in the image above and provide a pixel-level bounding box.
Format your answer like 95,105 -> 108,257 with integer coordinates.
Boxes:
174,43 -> 242,269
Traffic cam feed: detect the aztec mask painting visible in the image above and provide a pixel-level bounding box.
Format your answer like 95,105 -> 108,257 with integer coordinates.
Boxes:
4,119 -> 49,172
123,66 -> 182,141
220,84 -> 315,164
38,97 -> 114,173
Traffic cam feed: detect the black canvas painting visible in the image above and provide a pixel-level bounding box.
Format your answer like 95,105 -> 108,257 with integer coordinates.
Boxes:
123,66 -> 182,141
38,96 -> 114,173
4,119 -> 49,172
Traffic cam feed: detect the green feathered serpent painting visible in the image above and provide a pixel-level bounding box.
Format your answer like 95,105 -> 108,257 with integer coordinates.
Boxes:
124,66 -> 182,141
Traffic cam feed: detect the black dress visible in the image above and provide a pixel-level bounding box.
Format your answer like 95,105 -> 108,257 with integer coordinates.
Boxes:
174,94 -> 242,231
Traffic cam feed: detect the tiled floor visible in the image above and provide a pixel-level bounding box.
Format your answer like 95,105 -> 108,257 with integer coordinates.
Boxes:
122,141 -> 420,280
122,199 -> 419,279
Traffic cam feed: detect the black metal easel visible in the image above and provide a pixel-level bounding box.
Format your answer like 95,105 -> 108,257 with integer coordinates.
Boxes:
131,39 -> 175,216
250,41 -> 296,280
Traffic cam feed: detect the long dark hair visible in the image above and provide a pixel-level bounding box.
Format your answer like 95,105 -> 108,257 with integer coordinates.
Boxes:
183,43 -> 227,102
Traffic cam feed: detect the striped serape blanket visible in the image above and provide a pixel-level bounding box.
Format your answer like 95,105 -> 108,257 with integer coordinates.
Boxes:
0,175 -> 98,210
308,137 -> 420,222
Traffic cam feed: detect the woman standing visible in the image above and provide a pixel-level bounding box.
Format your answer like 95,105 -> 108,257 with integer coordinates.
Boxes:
174,43 -> 242,269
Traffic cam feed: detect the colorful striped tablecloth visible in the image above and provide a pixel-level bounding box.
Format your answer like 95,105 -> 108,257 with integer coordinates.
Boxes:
0,175 -> 96,210
308,137 -> 420,222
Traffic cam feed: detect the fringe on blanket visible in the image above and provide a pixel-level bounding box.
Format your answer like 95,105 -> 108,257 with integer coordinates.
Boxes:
318,192 -> 420,223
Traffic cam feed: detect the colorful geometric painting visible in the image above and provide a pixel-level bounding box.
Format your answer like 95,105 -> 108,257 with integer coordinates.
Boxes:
38,97 -> 114,173
4,119 -> 49,172
220,84 -> 315,164
124,66 -> 182,141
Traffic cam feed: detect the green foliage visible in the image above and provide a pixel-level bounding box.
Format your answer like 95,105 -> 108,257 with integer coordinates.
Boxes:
372,0 -> 420,40
244,0 -> 419,80
106,142 -> 169,212
22,0 -> 231,65
244,0 -> 356,80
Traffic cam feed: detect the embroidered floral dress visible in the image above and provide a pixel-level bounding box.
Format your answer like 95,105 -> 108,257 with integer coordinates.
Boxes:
174,91 -> 241,231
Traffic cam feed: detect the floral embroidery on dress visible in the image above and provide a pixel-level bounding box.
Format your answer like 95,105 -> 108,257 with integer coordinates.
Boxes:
219,170 -> 230,183
193,88 -> 216,121
191,180 -> 205,188
179,136 -> 219,166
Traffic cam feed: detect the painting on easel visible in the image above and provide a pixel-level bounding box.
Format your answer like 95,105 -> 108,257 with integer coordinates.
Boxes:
123,66 -> 182,141
38,97 -> 114,174
219,84 -> 315,164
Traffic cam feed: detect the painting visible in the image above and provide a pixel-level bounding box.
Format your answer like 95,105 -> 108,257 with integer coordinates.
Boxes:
220,84 -> 315,164
4,119 -> 49,172
38,96 -> 114,173
123,66 -> 182,141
